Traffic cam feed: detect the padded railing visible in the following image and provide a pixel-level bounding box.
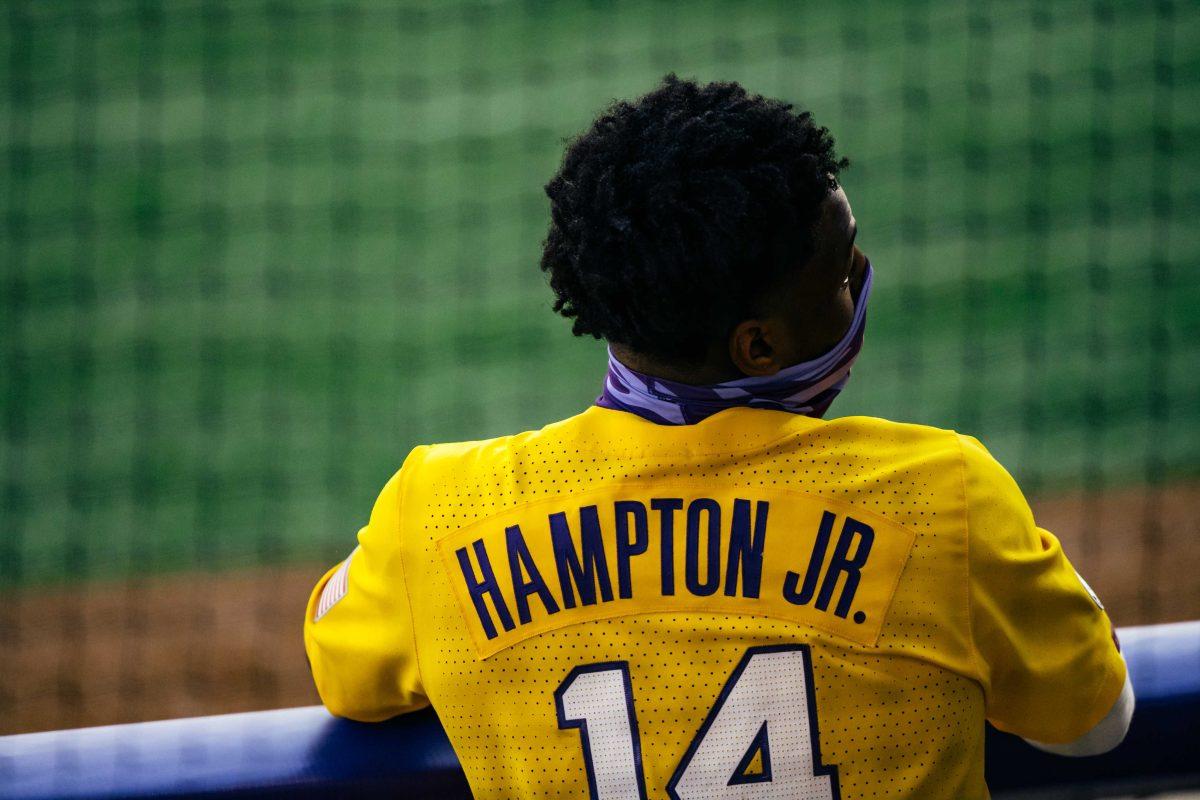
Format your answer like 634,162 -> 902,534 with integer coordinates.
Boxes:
2,621 -> 1197,799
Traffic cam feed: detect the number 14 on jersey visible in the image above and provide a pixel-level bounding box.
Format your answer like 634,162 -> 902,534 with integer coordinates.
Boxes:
555,645 -> 840,799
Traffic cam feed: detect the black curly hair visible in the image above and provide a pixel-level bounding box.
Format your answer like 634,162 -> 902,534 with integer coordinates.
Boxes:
541,74 -> 848,364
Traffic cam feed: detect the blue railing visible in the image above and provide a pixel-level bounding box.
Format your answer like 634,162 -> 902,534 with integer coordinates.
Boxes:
2,621 -> 1197,799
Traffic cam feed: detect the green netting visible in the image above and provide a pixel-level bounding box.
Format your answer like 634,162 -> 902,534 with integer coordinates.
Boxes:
2,0 -> 1198,588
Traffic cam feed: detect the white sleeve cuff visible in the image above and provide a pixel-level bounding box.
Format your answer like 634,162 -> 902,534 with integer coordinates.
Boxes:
1024,666 -> 1135,757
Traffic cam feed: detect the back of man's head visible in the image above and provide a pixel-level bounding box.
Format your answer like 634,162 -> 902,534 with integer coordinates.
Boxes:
540,74 -> 849,370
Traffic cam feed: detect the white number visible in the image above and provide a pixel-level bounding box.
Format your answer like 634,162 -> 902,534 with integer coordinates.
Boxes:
669,646 -> 838,799
556,662 -> 649,800
555,646 -> 839,800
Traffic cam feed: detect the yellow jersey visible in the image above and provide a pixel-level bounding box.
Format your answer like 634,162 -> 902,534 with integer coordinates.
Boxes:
304,406 -> 1124,799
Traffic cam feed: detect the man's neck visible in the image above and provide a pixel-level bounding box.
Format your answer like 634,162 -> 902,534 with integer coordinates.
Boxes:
609,343 -> 743,386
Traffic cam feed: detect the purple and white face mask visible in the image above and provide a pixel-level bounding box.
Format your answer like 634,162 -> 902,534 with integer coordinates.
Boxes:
596,263 -> 874,425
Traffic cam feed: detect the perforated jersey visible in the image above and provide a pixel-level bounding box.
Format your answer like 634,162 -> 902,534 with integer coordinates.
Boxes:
304,406 -> 1125,799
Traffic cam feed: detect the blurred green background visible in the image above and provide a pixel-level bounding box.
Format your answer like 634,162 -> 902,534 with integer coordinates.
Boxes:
2,0 -> 1198,589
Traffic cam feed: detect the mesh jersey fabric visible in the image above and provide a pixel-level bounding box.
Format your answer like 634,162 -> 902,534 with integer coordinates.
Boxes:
304,406 -> 1125,799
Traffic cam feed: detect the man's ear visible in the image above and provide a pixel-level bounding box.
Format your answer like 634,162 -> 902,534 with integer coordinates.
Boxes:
729,319 -> 784,377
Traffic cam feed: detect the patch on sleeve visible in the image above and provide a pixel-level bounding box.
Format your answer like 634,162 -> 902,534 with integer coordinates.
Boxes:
1074,568 -> 1105,610
314,547 -> 358,622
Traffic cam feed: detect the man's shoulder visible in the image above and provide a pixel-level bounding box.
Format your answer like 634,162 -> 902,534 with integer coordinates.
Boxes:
819,413 -> 968,452
409,409 -> 984,458
812,416 -> 1019,495
400,408 -> 999,485
402,407 -> 600,472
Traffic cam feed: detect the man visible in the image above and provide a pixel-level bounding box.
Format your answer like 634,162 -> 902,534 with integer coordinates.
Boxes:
304,75 -> 1132,799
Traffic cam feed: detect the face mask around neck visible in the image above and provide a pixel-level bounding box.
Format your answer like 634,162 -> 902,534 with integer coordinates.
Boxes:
596,263 -> 874,425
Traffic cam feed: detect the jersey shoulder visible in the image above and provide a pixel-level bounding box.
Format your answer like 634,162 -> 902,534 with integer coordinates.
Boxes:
407,409 -> 993,487
812,413 -> 976,467
408,408 -> 597,469
824,412 -> 962,441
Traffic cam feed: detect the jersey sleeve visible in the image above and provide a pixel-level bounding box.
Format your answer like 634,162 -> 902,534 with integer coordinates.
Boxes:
959,434 -> 1126,744
303,456 -> 427,721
